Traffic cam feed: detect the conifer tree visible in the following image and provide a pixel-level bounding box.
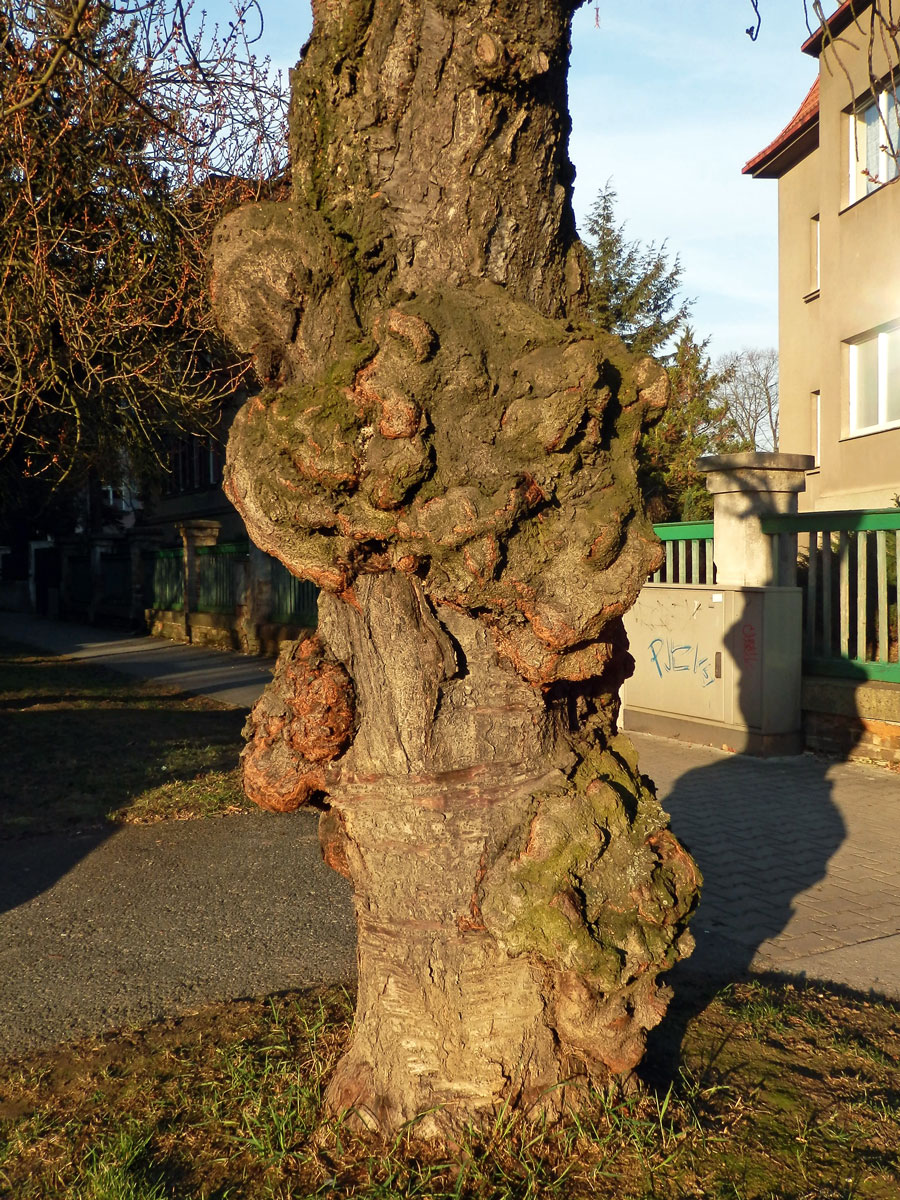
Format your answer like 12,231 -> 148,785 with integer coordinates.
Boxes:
641,329 -> 745,520
582,181 -> 691,358
581,185 -> 741,519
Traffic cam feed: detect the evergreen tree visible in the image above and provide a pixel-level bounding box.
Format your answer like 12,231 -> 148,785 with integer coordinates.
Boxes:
582,181 -> 691,357
640,328 -> 745,520
582,184 -> 742,519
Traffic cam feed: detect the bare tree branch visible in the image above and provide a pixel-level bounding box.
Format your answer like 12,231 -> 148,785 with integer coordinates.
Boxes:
0,0 -> 288,491
715,347 -> 779,453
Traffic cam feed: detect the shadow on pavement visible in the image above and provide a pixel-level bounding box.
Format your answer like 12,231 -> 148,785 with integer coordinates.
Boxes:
0,638 -> 246,914
0,829 -> 112,916
642,620 -> 865,1084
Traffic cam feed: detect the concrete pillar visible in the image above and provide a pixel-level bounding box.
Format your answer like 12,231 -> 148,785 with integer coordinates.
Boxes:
129,534 -> 161,629
177,520 -> 220,640
698,452 -> 815,587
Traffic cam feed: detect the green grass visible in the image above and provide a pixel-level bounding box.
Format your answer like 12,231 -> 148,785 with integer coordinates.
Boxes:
0,979 -> 896,1199
0,638 -> 253,836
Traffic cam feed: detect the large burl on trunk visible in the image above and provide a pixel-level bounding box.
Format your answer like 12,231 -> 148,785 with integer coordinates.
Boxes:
211,0 -> 700,1137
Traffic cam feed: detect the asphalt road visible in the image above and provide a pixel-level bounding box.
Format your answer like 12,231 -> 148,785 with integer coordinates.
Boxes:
0,810 -> 356,1055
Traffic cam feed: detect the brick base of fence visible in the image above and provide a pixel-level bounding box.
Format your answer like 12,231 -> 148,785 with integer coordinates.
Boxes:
802,678 -> 900,766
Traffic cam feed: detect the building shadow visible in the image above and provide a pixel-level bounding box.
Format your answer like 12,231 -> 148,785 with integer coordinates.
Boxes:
0,829 -> 114,917
640,617 -> 866,1086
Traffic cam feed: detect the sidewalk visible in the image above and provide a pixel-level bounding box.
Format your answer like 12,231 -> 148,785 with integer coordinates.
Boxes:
0,612 -> 275,709
1,612 -> 898,1056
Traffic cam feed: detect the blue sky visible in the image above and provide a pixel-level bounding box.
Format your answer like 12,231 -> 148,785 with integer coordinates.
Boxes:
202,0 -> 820,357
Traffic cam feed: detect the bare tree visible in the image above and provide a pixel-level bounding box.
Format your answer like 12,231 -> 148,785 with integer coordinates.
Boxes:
0,0 -> 288,492
716,347 -> 779,452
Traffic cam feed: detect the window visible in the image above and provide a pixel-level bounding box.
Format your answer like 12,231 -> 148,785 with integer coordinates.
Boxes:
805,214 -> 820,299
811,390 -> 821,466
165,433 -> 224,494
849,327 -> 900,434
849,88 -> 899,202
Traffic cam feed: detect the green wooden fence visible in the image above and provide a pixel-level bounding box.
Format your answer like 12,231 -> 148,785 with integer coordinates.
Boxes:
270,559 -> 319,625
146,548 -> 183,611
762,510 -> 900,683
196,542 -> 247,613
144,543 -> 319,626
651,521 -> 714,585
652,510 -> 900,682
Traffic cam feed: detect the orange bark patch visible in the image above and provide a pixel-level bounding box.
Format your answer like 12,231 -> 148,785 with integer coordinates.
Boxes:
240,635 -> 355,812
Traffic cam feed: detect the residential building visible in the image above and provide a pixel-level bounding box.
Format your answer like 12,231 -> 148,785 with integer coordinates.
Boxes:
744,0 -> 900,510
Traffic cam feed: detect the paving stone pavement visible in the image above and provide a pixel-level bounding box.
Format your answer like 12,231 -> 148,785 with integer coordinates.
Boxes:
2,613 -> 899,1050
633,733 -> 900,1000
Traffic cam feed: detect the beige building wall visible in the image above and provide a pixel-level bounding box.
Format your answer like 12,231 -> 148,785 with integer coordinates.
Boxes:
777,8 -> 900,512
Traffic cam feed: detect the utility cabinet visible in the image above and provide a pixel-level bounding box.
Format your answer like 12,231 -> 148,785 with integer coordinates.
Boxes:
622,584 -> 803,755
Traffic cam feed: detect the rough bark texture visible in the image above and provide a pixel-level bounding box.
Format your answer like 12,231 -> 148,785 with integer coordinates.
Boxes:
211,0 -> 701,1137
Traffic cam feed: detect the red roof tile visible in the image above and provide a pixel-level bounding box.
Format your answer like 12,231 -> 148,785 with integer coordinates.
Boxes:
743,78 -> 820,179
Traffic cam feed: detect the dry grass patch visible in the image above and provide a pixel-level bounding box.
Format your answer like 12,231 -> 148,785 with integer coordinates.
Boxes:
0,978 -> 897,1199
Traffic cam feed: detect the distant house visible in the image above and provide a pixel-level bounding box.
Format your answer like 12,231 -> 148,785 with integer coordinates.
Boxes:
744,0 -> 900,511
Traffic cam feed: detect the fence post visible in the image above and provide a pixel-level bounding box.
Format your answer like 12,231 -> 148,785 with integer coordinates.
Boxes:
697,452 -> 815,586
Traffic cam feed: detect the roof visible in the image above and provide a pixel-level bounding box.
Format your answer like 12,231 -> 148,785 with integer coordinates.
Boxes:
743,78 -> 820,179
801,0 -> 873,58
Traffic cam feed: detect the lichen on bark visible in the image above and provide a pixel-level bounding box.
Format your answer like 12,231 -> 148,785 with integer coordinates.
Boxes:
211,0 -> 701,1137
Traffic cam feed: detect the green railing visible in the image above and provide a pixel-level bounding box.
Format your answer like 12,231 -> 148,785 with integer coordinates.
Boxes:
146,547 -> 183,611
651,521 -> 714,585
762,510 -> 900,683
195,541 -> 248,614
270,558 -> 319,626
143,543 -> 319,629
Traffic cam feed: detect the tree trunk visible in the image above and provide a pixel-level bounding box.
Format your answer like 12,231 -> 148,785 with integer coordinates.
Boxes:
211,0 -> 701,1137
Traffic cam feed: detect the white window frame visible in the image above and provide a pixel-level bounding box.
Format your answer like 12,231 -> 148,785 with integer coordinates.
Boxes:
848,327 -> 900,435
849,87 -> 899,204
804,214 -> 820,300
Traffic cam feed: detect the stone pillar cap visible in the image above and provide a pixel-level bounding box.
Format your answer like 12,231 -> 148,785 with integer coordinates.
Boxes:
177,520 -> 222,547
697,452 -> 815,473
698,451 -> 815,497
178,519 -> 222,534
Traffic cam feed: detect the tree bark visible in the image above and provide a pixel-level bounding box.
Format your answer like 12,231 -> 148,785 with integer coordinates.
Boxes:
211,0 -> 701,1137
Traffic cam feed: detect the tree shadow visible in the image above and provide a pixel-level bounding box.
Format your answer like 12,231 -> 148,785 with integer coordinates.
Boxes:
0,640 -> 246,915
640,617 -> 865,1087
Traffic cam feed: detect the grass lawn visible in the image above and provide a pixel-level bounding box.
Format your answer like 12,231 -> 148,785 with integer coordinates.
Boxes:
0,978 -> 896,1199
0,638 -> 253,836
